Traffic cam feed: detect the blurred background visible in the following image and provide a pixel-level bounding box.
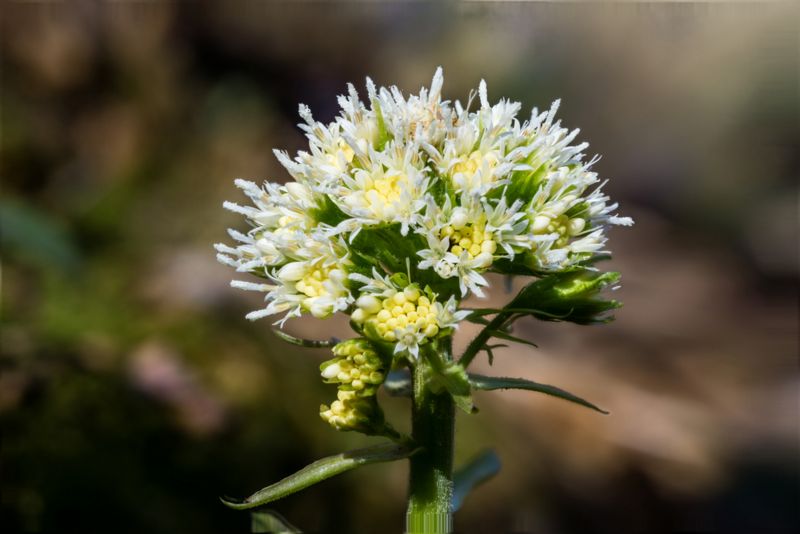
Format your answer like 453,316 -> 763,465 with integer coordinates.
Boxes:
1,2 -> 798,533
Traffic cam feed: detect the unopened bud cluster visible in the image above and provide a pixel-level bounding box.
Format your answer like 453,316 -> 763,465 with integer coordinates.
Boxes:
319,339 -> 389,434
319,390 -> 384,434
441,216 -> 496,266
320,339 -> 387,396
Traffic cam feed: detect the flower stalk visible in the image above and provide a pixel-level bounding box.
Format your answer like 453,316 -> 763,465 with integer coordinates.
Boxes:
407,339 -> 455,534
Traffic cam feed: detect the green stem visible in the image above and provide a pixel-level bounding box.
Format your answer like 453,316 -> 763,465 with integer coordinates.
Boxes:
406,341 -> 455,534
459,311 -> 513,368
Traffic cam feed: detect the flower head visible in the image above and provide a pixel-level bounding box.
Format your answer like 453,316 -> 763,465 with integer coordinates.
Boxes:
217,67 -> 630,339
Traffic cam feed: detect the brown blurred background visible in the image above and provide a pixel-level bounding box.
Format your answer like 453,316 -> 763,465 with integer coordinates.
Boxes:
1,2 -> 798,533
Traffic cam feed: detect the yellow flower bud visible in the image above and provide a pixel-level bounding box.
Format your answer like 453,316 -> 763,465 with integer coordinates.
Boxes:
424,324 -> 439,338
356,295 -> 382,314
403,286 -> 420,302
351,308 -> 367,323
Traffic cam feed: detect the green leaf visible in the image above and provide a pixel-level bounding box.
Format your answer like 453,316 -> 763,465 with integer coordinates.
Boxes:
469,374 -> 609,414
272,329 -> 337,348
452,450 -> 501,511
251,510 -> 301,533
221,443 -> 419,510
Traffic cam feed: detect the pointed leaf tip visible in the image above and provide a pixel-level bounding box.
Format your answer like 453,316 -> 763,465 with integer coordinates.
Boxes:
272,329 -> 337,348
221,442 -> 419,510
469,374 -> 609,414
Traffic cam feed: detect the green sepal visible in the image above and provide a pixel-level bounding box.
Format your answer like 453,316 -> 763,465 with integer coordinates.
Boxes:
426,173 -> 452,207
389,272 -> 410,288
469,373 -> 609,414
505,159 -> 550,204
221,442 -> 420,510
372,99 -> 391,151
452,449 -> 501,512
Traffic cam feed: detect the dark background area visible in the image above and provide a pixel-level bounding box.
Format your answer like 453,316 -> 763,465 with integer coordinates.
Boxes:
1,2 -> 798,533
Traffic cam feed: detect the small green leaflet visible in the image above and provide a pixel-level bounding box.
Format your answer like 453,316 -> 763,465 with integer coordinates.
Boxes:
469,374 -> 609,414
221,442 -> 419,510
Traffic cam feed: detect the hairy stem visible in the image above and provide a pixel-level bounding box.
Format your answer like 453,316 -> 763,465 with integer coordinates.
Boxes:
406,341 -> 455,534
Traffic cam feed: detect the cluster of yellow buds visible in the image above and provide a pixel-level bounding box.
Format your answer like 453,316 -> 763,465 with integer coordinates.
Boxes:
319,339 -> 392,435
351,284 -> 440,343
319,390 -> 385,434
320,339 -> 387,397
441,218 -> 497,265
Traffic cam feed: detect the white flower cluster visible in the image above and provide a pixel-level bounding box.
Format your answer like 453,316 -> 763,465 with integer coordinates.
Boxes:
216,68 -> 631,357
